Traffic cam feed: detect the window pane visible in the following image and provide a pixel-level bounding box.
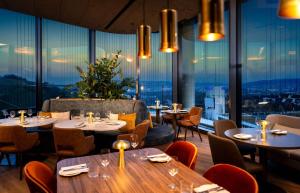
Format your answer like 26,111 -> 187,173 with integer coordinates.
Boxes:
42,19 -> 88,100
0,9 -> 36,111
180,13 -> 229,126
139,33 -> 173,106
96,31 -> 136,98
241,0 -> 300,126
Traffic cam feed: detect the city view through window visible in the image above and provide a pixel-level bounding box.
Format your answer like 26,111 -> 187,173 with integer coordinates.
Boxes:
1,0 -> 300,127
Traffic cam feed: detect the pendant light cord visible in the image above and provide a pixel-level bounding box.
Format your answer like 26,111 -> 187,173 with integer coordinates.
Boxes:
143,0 -> 145,24
167,0 -> 170,9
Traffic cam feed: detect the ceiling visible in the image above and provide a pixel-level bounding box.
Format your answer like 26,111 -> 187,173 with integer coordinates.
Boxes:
0,0 -> 199,34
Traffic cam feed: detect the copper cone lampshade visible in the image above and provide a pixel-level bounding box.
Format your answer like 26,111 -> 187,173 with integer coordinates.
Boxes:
278,0 -> 300,19
160,9 -> 179,52
199,0 -> 225,41
137,25 -> 151,59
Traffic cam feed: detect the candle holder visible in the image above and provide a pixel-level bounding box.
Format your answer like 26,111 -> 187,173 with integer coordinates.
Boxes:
259,120 -> 269,142
87,112 -> 94,123
18,110 -> 27,124
113,140 -> 130,168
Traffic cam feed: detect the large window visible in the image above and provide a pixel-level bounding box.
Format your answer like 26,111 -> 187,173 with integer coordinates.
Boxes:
241,0 -> 300,126
180,14 -> 229,125
42,19 -> 89,100
0,9 -> 36,110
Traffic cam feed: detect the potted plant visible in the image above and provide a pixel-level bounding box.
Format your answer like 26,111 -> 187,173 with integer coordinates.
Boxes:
73,50 -> 135,99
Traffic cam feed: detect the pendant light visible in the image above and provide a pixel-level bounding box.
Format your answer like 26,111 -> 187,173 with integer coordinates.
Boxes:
160,0 -> 178,52
199,0 -> 225,41
278,0 -> 300,19
137,0 -> 151,59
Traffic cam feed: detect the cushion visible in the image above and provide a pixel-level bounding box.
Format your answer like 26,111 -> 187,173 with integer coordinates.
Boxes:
118,113 -> 136,132
273,123 -> 300,135
38,111 -> 52,118
50,112 -> 70,121
109,113 -> 119,121
148,112 -> 153,129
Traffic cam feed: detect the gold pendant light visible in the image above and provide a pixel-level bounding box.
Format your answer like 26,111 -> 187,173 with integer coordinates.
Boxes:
160,0 -> 178,52
278,0 -> 300,19
199,0 -> 225,41
138,0 -> 151,59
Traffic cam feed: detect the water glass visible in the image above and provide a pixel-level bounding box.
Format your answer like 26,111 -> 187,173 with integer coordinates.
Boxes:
95,112 -> 101,121
80,110 -> 85,120
10,111 -> 15,119
87,162 -> 99,178
27,109 -> 33,118
168,167 -> 179,190
130,134 -> 139,157
180,181 -> 193,193
100,149 -> 110,180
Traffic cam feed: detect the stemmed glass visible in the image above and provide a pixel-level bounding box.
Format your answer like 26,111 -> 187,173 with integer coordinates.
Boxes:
105,111 -> 111,120
100,148 -> 110,180
168,160 -> 179,190
10,111 -> 15,119
2,110 -> 9,118
130,134 -> 139,158
95,112 -> 101,121
27,109 -> 33,118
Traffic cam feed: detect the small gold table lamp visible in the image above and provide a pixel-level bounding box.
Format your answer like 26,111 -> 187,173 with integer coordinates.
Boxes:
260,120 -> 269,142
113,140 -> 130,168
87,112 -> 94,123
18,110 -> 26,124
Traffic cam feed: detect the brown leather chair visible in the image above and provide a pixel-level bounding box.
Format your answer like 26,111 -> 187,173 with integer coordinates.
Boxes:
207,132 -> 263,176
53,127 -> 95,160
213,120 -> 256,161
117,120 -> 151,148
24,161 -> 56,193
177,107 -> 203,141
0,125 -> 39,180
162,104 -> 183,125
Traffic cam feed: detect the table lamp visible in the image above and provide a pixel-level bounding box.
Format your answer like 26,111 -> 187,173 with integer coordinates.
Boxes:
18,110 -> 26,124
113,140 -> 130,168
87,112 -> 94,123
260,120 -> 269,142
172,103 -> 178,112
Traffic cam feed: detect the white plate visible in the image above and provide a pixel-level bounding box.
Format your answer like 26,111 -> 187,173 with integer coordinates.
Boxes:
233,133 -> 252,140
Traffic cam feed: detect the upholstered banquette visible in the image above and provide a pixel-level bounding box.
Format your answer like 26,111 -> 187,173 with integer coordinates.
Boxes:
266,114 -> 300,170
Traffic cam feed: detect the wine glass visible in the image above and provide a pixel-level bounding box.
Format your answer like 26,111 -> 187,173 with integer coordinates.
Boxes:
105,111 -> 111,119
168,164 -> 179,190
100,148 -> 110,180
95,112 -> 101,121
80,110 -> 85,120
2,110 -> 9,118
130,134 -> 139,158
10,111 -> 15,119
27,109 -> 33,118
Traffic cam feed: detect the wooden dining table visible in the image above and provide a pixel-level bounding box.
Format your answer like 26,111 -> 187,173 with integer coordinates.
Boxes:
57,148 -> 212,193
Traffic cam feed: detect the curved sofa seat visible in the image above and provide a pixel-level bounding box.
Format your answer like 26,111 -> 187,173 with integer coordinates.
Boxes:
145,125 -> 175,147
42,98 -> 148,125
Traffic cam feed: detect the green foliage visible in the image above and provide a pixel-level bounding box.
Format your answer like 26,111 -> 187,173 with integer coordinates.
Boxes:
75,50 -> 135,99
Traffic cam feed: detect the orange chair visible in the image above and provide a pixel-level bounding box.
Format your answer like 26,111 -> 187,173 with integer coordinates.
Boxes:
24,161 -> 56,193
165,141 -> 198,170
203,164 -> 259,193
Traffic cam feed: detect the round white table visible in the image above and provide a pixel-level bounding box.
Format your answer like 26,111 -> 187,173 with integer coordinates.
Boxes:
53,119 -> 126,132
0,117 -> 57,128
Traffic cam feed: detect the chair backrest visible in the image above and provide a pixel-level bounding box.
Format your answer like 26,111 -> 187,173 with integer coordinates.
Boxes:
213,120 -> 237,138
0,125 -> 29,150
53,127 -> 85,153
24,161 -> 56,193
203,164 -> 258,193
189,107 -> 203,125
165,141 -> 198,170
207,132 -> 246,169
266,114 -> 300,129
132,120 -> 151,147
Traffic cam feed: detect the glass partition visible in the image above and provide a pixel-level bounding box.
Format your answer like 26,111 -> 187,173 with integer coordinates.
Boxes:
241,0 -> 300,126
42,19 -> 89,100
0,9 -> 36,111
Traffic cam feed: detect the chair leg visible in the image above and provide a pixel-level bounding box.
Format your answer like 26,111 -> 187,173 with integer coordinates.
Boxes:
196,126 -> 202,142
18,153 -> 23,180
5,154 -> 11,166
184,127 -> 188,141
176,126 -> 180,139
0,152 -> 3,163
250,152 -> 256,162
191,130 -> 194,137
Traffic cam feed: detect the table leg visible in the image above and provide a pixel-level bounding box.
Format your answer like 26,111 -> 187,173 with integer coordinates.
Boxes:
171,114 -> 177,141
155,109 -> 160,124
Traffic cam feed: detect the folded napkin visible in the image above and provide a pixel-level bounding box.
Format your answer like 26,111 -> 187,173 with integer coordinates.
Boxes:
60,163 -> 87,171
271,129 -> 287,135
233,133 -> 252,139
194,184 -> 229,193
147,153 -> 167,158
147,154 -> 172,163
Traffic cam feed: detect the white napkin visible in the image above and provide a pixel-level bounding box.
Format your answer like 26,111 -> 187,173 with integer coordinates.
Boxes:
194,184 -> 229,193
60,163 -> 87,171
59,164 -> 88,176
271,129 -> 287,135
148,154 -> 172,162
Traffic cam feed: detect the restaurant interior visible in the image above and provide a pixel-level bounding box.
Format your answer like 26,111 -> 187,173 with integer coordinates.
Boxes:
0,0 -> 300,193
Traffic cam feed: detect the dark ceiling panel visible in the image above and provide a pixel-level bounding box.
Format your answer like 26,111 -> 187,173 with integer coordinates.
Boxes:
1,0 -> 199,33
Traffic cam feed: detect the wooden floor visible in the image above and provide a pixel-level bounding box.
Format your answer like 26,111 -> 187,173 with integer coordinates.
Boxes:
0,132 -> 299,193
